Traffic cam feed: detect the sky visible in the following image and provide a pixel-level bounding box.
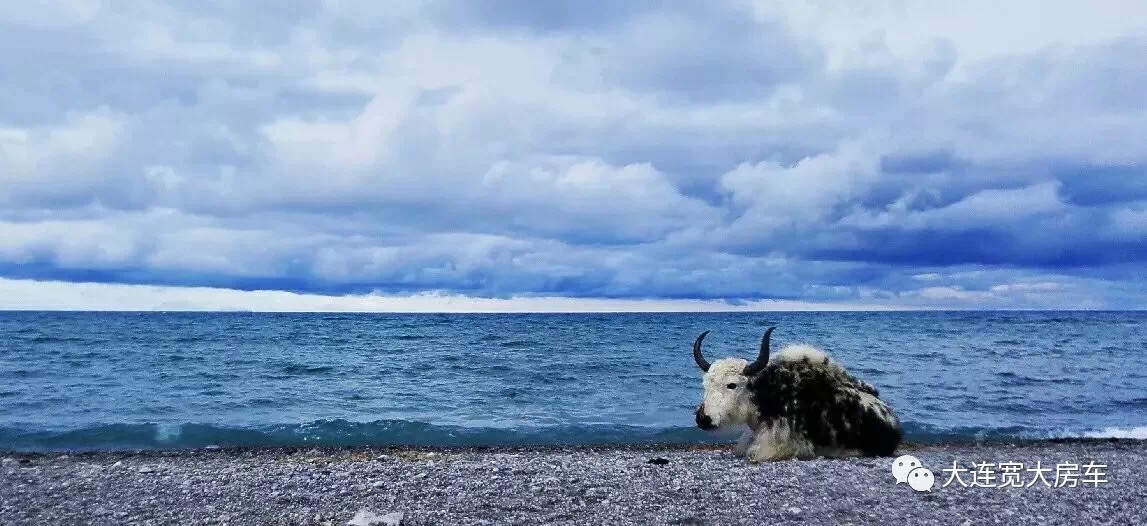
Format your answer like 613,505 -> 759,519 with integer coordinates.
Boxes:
1,0 -> 1145,311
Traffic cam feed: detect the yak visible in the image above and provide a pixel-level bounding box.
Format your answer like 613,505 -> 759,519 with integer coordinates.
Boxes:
691,326 -> 902,462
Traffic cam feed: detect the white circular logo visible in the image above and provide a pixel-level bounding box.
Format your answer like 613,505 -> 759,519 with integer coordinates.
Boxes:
907,466 -> 935,492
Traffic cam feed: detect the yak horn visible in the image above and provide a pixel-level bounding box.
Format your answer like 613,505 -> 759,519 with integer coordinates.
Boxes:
743,326 -> 775,377
692,330 -> 711,372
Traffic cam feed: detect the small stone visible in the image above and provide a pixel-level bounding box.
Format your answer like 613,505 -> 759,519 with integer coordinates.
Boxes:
647,457 -> 670,465
371,481 -> 386,489
139,466 -> 155,474
787,507 -> 802,514
111,461 -> 123,468
347,508 -> 404,526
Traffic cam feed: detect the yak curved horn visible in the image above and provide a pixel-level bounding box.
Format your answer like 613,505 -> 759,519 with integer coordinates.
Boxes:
743,326 -> 775,377
692,330 -> 711,372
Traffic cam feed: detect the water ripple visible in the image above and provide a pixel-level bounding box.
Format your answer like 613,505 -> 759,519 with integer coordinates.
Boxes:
0,311 -> 1144,451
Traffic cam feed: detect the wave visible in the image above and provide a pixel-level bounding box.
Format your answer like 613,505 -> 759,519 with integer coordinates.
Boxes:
865,422 -> 1147,444
963,425 -> 1147,441
279,364 -> 337,375
499,340 -> 541,348
23,334 -> 93,344
0,420 -> 723,452
1078,426 -> 1147,440
899,422 -> 1033,443
3,419 -> 1144,453
1115,397 -> 1147,408
993,371 -> 1078,386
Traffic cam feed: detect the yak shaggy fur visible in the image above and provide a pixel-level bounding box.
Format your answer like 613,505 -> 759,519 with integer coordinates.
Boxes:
694,332 -> 902,463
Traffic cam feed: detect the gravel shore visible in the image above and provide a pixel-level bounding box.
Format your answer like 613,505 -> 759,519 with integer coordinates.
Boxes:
2,439 -> 1144,525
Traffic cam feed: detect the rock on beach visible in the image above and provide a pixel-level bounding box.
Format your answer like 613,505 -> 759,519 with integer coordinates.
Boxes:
0,440 -> 1144,525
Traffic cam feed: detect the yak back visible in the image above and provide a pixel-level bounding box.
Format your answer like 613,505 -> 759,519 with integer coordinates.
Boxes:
750,354 -> 901,456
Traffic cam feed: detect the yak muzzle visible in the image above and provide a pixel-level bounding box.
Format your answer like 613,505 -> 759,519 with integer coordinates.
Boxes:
695,406 -> 716,430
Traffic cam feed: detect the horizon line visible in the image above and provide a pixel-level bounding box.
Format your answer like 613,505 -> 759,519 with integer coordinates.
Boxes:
1,278 -> 1140,313
1,308 -> 1143,314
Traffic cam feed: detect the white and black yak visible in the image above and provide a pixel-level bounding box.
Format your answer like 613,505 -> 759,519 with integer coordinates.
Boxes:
691,326 -> 902,462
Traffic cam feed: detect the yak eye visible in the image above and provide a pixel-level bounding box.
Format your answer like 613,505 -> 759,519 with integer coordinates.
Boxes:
726,382 -> 738,389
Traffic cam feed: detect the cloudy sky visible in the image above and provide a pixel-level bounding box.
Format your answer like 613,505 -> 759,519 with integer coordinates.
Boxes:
1,0 -> 1145,311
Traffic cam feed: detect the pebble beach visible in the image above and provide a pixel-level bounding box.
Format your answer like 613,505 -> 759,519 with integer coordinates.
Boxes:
2,439 -> 1144,525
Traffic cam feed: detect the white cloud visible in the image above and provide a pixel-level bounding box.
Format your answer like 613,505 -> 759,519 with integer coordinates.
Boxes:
479,157 -> 719,240
0,111 -> 127,203
0,0 -> 102,28
719,139 -> 881,232
1110,205 -> 1147,238
0,1 -> 1144,309
262,89 -> 417,174
990,281 -> 1064,293
0,218 -> 142,268
840,182 -> 1067,230
906,286 -> 995,302
753,0 -> 1147,70
0,278 -> 884,313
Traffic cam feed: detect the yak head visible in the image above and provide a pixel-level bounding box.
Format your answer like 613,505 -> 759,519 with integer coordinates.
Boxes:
691,327 -> 774,430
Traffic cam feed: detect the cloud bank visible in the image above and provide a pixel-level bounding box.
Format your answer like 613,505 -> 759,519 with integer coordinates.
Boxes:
1,1 -> 1145,310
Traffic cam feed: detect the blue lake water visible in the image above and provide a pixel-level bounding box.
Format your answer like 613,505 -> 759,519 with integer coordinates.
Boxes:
1,311 -> 1145,451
